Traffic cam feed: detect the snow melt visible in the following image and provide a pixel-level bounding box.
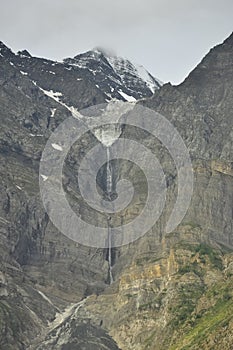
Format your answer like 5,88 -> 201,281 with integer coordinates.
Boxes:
91,101 -> 135,147
93,124 -> 122,147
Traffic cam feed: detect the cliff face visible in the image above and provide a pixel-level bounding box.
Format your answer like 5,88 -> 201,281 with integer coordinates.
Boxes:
143,33 -> 233,161
71,240 -> 233,350
0,34 -> 233,349
139,33 -> 233,248
0,42 -> 120,349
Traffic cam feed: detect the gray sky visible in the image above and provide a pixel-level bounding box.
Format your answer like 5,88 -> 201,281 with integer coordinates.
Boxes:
0,0 -> 232,84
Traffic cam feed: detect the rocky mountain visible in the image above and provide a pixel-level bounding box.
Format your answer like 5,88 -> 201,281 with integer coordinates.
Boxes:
0,33 -> 233,350
64,47 -> 162,101
0,42 -> 161,110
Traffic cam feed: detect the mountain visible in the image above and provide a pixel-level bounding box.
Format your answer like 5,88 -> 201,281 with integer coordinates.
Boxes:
64,47 -> 162,101
0,40 -> 161,350
0,34 -> 233,350
0,41 -> 161,110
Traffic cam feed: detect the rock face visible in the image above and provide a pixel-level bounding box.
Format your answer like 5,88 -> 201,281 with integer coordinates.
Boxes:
0,33 -> 233,350
0,42 -> 161,111
64,47 -> 162,101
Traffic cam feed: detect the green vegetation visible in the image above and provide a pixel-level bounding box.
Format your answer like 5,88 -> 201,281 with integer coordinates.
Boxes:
144,330 -> 157,349
125,293 -> 134,298
135,255 -> 162,266
178,261 -> 204,278
169,283 -> 205,327
194,243 -> 223,270
183,222 -> 201,229
169,282 -> 233,350
138,300 -> 158,311
176,242 -> 223,271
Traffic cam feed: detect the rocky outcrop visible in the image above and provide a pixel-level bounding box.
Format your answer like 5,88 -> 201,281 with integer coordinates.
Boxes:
0,33 -> 233,349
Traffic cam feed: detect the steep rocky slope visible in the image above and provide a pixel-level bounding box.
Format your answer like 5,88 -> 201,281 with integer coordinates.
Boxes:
0,42 -> 161,109
0,33 -> 233,350
0,42 -> 123,349
64,48 -> 161,101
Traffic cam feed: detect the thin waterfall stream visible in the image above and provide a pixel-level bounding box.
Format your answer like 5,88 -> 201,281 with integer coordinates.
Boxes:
92,116 -> 130,285
106,147 -> 113,284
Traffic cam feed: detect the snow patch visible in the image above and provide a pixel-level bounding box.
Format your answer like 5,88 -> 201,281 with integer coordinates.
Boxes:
52,143 -> 63,151
134,63 -> 162,92
50,108 -> 56,118
44,90 -> 62,99
40,88 -> 63,103
40,174 -> 48,182
29,133 -> 43,137
118,90 -> 136,102
37,290 -> 56,308
105,54 -> 162,93
32,81 -> 83,121
90,69 -> 97,75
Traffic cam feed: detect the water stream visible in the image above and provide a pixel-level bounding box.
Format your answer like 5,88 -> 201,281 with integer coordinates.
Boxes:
93,124 -> 123,284
106,147 -> 113,284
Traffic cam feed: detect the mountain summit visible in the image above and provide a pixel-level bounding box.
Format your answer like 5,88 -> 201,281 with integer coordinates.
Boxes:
64,47 -> 162,101
0,41 -> 162,109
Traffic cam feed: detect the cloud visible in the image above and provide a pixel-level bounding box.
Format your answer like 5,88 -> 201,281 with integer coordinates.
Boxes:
0,0 -> 232,83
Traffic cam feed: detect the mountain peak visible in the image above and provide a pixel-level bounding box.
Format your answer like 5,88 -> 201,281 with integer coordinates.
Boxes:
63,48 -> 162,101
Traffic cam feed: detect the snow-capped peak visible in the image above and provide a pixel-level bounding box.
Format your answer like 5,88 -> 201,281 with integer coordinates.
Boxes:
89,47 -> 162,93
105,54 -> 162,93
64,48 -> 162,102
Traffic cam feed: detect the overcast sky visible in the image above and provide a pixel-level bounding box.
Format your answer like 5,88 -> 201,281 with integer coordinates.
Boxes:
0,0 -> 232,84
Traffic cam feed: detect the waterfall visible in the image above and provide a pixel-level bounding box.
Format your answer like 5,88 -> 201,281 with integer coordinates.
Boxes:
82,102 -> 135,285
106,147 -> 113,284
92,124 -> 123,284
93,124 -> 122,148
106,147 -> 112,197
